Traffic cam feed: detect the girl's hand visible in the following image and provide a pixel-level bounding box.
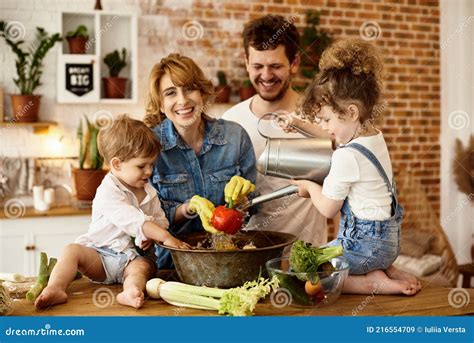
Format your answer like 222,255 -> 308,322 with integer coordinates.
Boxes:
290,179 -> 312,198
275,112 -> 300,133
163,236 -> 191,250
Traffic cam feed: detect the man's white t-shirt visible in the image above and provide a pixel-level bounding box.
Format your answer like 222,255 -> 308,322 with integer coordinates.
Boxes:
222,97 -> 327,246
322,132 -> 393,220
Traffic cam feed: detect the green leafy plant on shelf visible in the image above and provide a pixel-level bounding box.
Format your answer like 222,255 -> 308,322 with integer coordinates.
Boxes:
0,21 -> 62,122
215,70 -> 231,103
66,25 -> 89,54
77,115 -> 103,170
102,48 -> 128,98
0,21 -> 62,95
66,25 -> 89,40
103,48 -> 127,77
299,10 -> 332,80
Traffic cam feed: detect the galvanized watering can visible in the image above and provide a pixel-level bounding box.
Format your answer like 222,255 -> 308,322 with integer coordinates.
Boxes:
238,113 -> 333,211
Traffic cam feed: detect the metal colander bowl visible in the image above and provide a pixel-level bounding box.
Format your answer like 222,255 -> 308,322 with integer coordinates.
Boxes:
158,230 -> 296,288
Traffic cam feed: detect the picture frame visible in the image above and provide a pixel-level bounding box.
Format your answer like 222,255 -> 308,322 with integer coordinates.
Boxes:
57,54 -> 100,103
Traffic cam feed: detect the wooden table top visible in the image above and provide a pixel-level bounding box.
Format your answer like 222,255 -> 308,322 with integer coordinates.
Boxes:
11,277 -> 474,316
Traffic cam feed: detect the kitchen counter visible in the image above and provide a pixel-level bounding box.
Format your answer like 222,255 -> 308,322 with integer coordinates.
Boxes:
1,205 -> 91,219
10,275 -> 474,316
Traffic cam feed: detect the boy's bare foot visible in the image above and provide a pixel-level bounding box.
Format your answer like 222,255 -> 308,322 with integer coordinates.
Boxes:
386,265 -> 422,291
35,286 -> 68,310
117,287 -> 144,309
343,270 -> 419,295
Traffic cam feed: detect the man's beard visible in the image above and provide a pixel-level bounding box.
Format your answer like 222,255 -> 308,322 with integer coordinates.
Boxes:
257,78 -> 291,102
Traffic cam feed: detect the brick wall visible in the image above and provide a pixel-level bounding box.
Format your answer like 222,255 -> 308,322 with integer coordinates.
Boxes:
1,0 -> 441,227
139,0 -> 441,220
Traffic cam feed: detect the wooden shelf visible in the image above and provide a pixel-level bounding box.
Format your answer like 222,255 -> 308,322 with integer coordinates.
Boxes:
0,120 -> 57,134
0,205 -> 91,219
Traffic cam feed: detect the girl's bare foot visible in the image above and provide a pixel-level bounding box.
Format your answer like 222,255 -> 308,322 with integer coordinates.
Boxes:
343,270 -> 419,295
116,287 -> 144,309
386,265 -> 422,291
35,286 -> 68,309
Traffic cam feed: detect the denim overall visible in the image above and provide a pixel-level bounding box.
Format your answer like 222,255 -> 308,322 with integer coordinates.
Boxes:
327,143 -> 403,275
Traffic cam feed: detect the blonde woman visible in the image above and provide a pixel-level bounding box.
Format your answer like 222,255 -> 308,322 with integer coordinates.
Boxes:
144,53 -> 256,269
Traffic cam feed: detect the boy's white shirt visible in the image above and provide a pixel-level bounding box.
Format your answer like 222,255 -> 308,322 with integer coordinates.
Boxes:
222,97 -> 327,246
75,172 -> 169,259
322,131 -> 394,220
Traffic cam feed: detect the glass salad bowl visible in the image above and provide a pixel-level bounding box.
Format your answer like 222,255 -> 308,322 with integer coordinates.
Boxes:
266,256 -> 349,308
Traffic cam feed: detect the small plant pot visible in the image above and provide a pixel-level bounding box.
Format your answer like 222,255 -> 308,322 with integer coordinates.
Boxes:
67,36 -> 88,54
73,168 -> 107,201
239,86 -> 256,101
103,77 -> 128,99
10,94 -> 41,122
215,85 -> 231,103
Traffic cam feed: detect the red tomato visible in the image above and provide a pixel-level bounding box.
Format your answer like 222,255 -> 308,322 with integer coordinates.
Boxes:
211,206 -> 244,235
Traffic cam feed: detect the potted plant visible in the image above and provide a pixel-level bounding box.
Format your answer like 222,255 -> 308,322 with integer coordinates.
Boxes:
0,21 -> 62,122
214,70 -> 231,103
102,48 -> 128,98
73,115 -> 107,201
66,25 -> 89,54
238,79 -> 256,101
300,10 -> 332,80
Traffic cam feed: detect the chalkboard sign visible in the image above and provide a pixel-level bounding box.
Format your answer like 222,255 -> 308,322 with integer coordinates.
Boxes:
65,63 -> 93,96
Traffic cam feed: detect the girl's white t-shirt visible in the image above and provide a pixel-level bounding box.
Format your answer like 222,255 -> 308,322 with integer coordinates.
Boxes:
322,132 -> 394,220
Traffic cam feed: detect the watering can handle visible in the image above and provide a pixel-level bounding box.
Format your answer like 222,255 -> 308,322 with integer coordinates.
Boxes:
257,112 -> 318,139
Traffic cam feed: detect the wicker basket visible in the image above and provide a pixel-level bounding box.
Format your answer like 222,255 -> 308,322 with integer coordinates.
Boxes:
397,171 -> 459,287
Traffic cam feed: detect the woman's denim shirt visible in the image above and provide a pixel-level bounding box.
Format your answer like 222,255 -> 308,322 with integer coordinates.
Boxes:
151,117 -> 256,236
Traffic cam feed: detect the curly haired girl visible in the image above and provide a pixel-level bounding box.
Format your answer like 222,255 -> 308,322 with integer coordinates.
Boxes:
292,39 -> 421,295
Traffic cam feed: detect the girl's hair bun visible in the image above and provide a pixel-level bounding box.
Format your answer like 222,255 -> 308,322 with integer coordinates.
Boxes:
319,38 -> 383,81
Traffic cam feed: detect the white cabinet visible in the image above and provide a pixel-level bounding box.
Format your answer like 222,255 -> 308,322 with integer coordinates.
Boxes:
0,216 -> 89,276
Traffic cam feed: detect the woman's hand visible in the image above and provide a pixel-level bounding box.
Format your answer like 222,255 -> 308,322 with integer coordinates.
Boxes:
224,176 -> 255,205
188,195 -> 220,234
